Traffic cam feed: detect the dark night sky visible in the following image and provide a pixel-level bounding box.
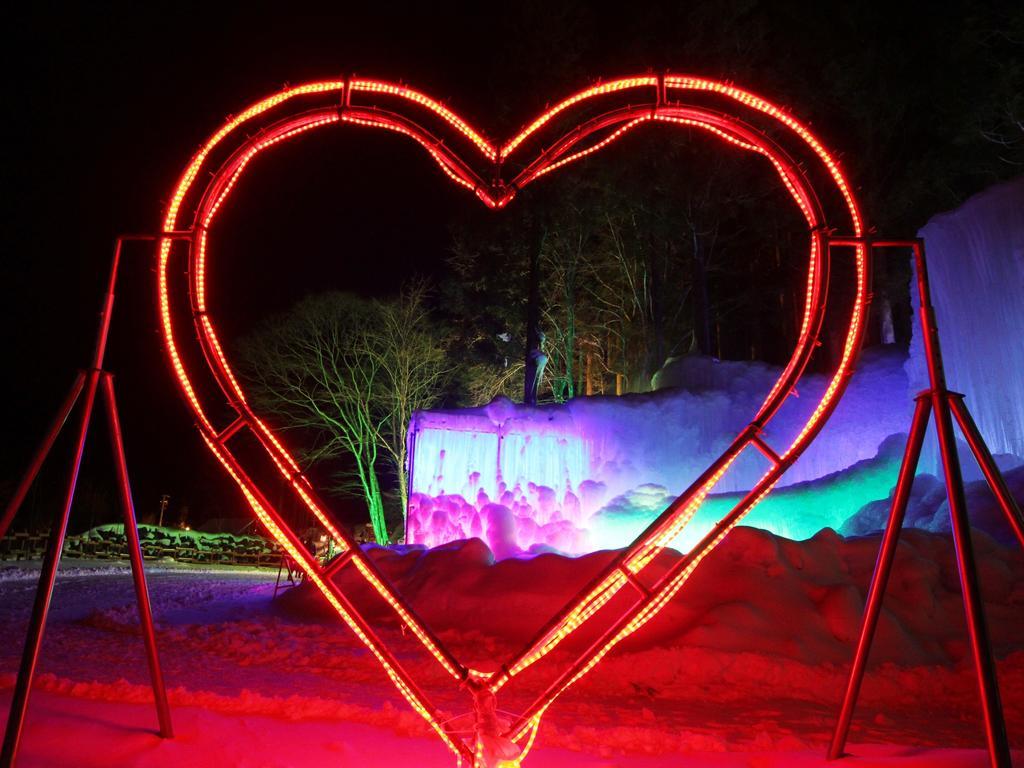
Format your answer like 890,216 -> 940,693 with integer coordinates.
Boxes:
5,3 -> 515,529
4,1 -> 1013,532
3,2 -> 636,531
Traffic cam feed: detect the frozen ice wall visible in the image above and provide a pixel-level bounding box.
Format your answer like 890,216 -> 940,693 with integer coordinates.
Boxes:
406,348 -> 914,556
405,401 -> 596,556
907,177 -> 1024,475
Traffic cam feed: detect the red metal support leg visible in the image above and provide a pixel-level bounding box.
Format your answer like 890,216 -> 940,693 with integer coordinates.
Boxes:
1,368 -> 102,766
0,371 -> 87,541
827,239 -> 1015,765
100,373 -> 173,738
828,394 -> 932,759
948,393 -> 1024,552
273,556 -> 285,599
1,237 -> 185,763
934,389 -> 1012,768
912,240 -> 1011,768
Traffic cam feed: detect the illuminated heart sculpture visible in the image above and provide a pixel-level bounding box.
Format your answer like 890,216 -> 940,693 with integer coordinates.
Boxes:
158,74 -> 867,765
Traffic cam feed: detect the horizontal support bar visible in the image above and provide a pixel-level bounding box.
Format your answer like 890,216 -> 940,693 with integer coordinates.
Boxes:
751,434 -> 782,466
618,567 -> 653,599
323,549 -> 355,579
119,231 -> 194,241
826,236 -> 920,249
215,416 -> 247,443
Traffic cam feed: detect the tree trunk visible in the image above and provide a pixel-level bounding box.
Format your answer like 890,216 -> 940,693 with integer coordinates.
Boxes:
563,307 -> 575,401
692,230 -> 713,356
366,468 -> 388,545
524,229 -> 544,405
353,448 -> 389,545
396,442 -> 409,533
649,258 -> 665,389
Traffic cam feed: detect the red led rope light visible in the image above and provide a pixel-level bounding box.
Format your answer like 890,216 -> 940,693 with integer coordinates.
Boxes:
527,116 -> 653,180
188,106 -> 478,690
500,76 -> 659,159
157,75 -> 866,765
349,80 -> 497,161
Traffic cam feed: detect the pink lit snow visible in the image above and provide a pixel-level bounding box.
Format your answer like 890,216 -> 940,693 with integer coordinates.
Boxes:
2,525 -> 1021,766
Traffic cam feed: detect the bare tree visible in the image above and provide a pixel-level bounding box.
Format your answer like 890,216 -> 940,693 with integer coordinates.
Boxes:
366,281 -> 453,514
237,287 -> 451,544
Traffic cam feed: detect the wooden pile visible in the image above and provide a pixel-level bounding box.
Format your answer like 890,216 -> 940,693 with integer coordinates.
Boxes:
53,524 -> 282,567
0,530 -> 50,561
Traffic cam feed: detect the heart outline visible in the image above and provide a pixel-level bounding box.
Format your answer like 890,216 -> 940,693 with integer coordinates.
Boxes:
156,74 -> 867,764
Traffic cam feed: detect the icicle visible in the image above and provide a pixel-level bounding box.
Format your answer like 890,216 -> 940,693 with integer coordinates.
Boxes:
909,177 -> 1024,475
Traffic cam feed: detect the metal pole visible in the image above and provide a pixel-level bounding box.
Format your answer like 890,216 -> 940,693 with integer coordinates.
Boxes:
2,239 -> 130,765
1,236 -> 195,764
1,368 -> 101,766
948,393 -> 1024,551
0,371 -> 87,541
88,239 -> 123,372
273,555 -> 287,600
914,242 -> 1011,768
933,393 -> 1010,768
101,372 -> 173,738
828,394 -> 932,759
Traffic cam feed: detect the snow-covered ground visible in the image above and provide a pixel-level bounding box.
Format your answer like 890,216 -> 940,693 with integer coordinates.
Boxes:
2,526 -> 1022,767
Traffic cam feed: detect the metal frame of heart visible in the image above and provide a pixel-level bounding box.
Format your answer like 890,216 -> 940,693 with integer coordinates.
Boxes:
156,73 -> 868,765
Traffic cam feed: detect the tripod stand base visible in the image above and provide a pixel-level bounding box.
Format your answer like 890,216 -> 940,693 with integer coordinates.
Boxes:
828,388 -> 1019,768
825,238 -> 1022,768
1,371 -> 172,766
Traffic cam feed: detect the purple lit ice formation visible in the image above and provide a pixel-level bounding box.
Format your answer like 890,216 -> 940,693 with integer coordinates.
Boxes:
404,350 -> 947,559
405,400 -> 603,557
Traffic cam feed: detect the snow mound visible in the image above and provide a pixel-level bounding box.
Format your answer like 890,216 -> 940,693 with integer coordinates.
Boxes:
843,464 -> 1024,545
281,526 -> 1024,668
